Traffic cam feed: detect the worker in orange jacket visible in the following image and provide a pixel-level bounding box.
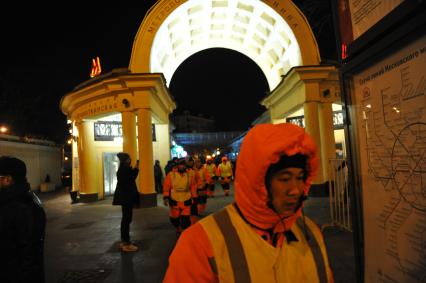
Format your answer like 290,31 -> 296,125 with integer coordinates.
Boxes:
204,156 -> 217,197
163,123 -> 334,283
216,156 -> 233,196
193,159 -> 212,215
163,158 -> 198,235
184,156 -> 200,224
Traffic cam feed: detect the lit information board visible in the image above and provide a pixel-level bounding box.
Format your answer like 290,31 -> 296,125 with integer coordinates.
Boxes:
352,35 -> 426,283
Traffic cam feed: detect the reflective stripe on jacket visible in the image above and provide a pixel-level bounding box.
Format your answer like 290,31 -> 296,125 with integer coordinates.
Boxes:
199,205 -> 333,283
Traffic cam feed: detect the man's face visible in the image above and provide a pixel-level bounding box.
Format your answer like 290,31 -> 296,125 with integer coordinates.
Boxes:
0,175 -> 13,189
269,167 -> 305,217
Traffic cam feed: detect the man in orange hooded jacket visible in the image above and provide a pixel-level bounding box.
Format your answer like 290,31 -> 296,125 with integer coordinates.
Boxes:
163,123 -> 334,283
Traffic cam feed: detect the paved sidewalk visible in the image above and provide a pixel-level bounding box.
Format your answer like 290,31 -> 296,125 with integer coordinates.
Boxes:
39,186 -> 356,283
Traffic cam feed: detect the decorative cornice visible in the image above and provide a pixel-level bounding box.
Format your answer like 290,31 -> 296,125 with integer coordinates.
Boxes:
60,72 -> 176,122
262,65 -> 338,107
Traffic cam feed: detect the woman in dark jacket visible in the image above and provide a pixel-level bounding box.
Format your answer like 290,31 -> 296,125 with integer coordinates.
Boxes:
113,152 -> 140,252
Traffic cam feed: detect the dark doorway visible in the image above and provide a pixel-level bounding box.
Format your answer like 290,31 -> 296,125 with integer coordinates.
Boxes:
169,48 -> 270,132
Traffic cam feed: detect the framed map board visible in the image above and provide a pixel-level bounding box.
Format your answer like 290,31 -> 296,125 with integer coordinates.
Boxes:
350,34 -> 426,283
332,1 -> 426,282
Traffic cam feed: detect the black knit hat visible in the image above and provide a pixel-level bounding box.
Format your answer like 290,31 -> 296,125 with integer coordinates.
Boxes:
0,156 -> 27,180
116,152 -> 130,163
265,154 -> 308,189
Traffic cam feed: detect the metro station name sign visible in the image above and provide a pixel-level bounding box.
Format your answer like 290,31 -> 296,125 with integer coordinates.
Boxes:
74,99 -> 119,120
147,0 -> 186,33
262,0 -> 300,29
146,0 -> 301,34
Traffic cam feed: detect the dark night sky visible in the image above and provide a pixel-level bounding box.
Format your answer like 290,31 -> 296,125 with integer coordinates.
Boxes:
0,0 -> 336,143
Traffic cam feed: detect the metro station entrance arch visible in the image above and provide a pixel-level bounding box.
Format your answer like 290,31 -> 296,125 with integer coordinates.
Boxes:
130,0 -> 341,192
62,0 -> 341,206
130,0 -> 320,89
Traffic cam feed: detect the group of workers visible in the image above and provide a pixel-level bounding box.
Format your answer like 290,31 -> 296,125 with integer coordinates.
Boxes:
0,123 -> 334,283
162,154 -> 234,235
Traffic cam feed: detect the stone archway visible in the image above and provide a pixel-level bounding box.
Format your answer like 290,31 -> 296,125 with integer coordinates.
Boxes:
126,0 -> 340,192
60,0 -> 339,204
129,0 -> 320,90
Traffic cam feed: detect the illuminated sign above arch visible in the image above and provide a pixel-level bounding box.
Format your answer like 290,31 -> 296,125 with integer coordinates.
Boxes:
90,56 -> 102,78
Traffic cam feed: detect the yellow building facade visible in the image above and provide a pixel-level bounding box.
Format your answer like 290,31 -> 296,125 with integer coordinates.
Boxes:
61,70 -> 176,205
60,0 -> 342,205
262,66 -> 341,188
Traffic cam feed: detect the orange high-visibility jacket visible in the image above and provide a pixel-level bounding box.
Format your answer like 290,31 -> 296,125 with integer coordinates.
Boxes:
216,162 -> 233,178
204,163 -> 217,183
163,123 -> 333,283
163,170 -> 197,201
194,167 -> 211,189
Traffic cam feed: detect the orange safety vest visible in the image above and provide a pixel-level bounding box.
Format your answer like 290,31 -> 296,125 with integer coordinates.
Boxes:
199,205 -> 332,283
170,172 -> 192,202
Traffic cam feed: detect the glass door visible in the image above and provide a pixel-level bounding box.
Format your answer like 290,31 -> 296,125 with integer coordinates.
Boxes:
103,152 -> 119,196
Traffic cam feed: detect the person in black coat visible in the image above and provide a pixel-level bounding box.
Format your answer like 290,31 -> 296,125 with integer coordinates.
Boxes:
112,152 -> 140,252
0,156 -> 46,283
154,160 -> 163,193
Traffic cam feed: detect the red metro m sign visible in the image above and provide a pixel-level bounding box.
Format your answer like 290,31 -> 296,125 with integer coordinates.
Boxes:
90,56 -> 102,78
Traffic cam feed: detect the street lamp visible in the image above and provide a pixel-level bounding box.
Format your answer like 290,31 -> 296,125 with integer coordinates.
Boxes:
0,126 -> 8,133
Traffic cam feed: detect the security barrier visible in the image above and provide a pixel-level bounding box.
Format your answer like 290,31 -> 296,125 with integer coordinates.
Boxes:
327,159 -> 352,232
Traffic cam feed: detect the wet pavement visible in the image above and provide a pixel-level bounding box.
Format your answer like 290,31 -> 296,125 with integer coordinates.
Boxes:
39,184 -> 356,283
